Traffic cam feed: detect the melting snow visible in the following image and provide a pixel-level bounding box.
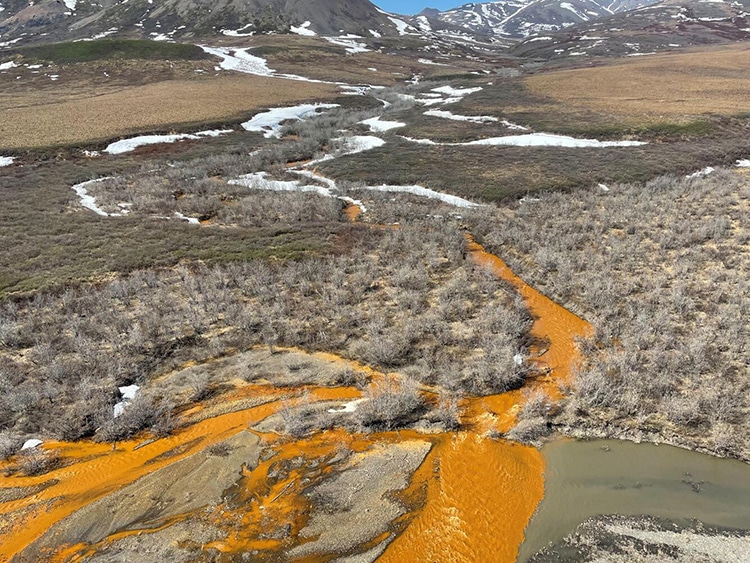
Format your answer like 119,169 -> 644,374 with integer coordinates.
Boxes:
229,172 -> 334,197
114,384 -> 140,418
324,37 -> 370,54
360,116 -> 405,132
104,130 -> 231,154
686,167 -> 715,178
335,135 -> 386,154
0,61 -> 18,70
21,439 -> 43,450
328,398 -> 367,413
358,184 -> 481,208
119,385 -> 140,400
241,104 -> 339,138
418,58 -> 448,66
71,178 -> 119,216
464,133 -> 646,147
388,17 -> 414,35
0,156 -> 15,167
290,21 -> 316,36
200,46 -> 272,75
175,212 -> 200,224
424,109 -> 498,123
401,132 -> 644,148
431,85 -> 483,97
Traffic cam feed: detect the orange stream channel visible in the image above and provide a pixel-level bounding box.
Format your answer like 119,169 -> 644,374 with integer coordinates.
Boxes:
377,237 -> 592,563
0,237 -> 591,563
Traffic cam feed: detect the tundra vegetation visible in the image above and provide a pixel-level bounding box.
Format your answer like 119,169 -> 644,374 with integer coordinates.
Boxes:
468,169 -> 750,458
1,36 -> 750,563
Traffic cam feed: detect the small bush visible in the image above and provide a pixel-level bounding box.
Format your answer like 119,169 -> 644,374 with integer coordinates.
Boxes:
355,377 -> 425,431
16,448 -> 60,476
0,430 -> 22,461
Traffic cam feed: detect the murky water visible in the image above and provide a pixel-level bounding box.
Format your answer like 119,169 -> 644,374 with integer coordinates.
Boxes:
518,438 -> 750,561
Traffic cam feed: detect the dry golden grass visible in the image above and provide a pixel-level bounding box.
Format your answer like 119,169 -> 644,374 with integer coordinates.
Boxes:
525,43 -> 750,118
0,74 -> 337,149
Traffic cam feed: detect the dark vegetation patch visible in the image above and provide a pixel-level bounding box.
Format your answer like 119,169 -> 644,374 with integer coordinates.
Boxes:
10,39 -> 210,64
318,135 -> 750,202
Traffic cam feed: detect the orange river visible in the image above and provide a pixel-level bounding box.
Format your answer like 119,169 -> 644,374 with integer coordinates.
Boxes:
0,236 -> 591,563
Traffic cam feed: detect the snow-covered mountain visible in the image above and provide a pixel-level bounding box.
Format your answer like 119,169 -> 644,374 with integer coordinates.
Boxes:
419,0 -> 660,38
0,0 -> 418,47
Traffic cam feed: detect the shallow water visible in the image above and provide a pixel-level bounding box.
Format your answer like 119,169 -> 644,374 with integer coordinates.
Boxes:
518,438 -> 750,561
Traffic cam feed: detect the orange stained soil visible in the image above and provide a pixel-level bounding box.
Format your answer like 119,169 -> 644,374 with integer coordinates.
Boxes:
380,432 -> 545,563
0,240 -> 593,563
0,400 -> 287,562
344,203 -> 363,222
206,428 -> 374,556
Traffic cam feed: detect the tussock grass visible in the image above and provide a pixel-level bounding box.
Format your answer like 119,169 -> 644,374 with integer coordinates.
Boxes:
0,75 -> 338,150
525,43 -> 750,119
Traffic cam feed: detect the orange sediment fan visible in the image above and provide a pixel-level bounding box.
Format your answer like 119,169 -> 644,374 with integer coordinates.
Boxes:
0,401 -> 284,561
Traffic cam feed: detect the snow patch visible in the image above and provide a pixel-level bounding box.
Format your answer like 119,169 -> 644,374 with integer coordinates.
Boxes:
175,212 -> 200,224
63,0 -> 76,10
290,21 -> 316,36
241,104 -> 338,138
328,398 -> 367,413
104,130 -> 231,154
200,46 -> 272,75
736,159 -> 750,167
0,61 -> 18,70
431,85 -> 483,97
324,37 -> 370,54
0,156 -> 15,167
229,172 -> 334,197
21,439 -> 43,450
71,178 -> 117,216
465,133 -> 646,148
418,58 -> 448,66
424,109 -> 498,123
358,184 -> 481,208
686,167 -> 715,179
335,135 -> 386,155
388,16 -> 413,35
360,116 -> 405,132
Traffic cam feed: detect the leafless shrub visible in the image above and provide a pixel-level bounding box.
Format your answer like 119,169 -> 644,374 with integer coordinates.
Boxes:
355,376 -> 425,431
506,417 -> 551,444
97,393 -> 174,443
16,448 -> 60,476
0,430 -> 22,461
428,394 -> 462,430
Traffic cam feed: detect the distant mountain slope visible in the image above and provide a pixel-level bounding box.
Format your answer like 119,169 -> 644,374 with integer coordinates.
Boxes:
0,0 -> 413,47
511,0 -> 750,59
418,0 -> 660,38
